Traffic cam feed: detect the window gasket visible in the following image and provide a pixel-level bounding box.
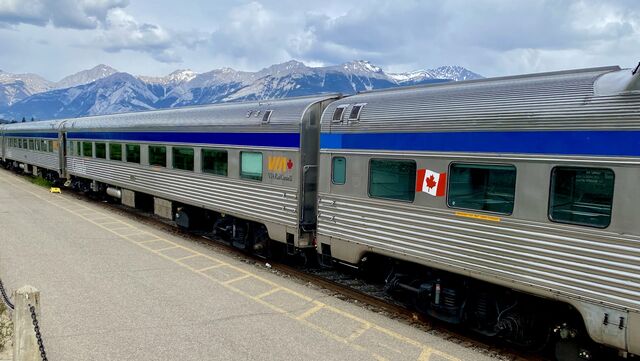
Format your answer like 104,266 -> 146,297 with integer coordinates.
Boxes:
547,166 -> 614,229
367,158 -> 416,203
445,161 -> 517,216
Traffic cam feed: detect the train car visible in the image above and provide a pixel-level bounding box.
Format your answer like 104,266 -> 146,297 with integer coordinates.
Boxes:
2,120 -> 65,180
316,65 -> 640,358
61,95 -> 339,253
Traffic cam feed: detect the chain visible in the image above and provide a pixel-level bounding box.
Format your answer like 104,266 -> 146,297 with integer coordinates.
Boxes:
0,277 -> 14,311
29,304 -> 48,361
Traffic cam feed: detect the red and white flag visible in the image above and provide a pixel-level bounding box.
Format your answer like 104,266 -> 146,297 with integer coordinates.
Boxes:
416,169 -> 446,197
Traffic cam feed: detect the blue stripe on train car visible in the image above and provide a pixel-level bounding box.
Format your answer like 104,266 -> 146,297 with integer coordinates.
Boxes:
320,130 -> 640,157
67,132 -> 301,148
4,132 -> 58,138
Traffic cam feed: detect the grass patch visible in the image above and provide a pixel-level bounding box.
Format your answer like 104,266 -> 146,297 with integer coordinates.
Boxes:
29,176 -> 53,188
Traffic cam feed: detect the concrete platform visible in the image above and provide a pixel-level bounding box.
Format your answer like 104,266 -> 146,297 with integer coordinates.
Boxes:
0,169 -> 499,361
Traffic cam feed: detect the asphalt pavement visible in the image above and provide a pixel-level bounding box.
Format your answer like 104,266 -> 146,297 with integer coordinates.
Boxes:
0,169 -> 498,361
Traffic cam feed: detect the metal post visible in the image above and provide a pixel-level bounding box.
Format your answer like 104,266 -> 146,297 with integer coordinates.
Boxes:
12,286 -> 40,361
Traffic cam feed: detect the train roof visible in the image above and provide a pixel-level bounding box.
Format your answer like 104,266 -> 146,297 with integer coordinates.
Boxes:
61,94 -> 340,132
321,65 -> 640,132
2,119 -> 65,133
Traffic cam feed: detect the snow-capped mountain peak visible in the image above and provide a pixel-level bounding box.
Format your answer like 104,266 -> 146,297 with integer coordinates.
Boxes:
390,65 -> 483,83
342,60 -> 383,74
1,60 -> 483,120
55,64 -> 118,89
167,69 -> 198,83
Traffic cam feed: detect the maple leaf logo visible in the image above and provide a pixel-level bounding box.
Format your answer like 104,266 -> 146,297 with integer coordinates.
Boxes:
425,175 -> 437,189
287,159 -> 293,170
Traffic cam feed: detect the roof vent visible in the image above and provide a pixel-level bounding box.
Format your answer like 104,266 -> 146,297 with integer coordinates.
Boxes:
348,103 -> 366,121
332,105 -> 349,123
246,110 -> 253,118
262,110 -> 273,124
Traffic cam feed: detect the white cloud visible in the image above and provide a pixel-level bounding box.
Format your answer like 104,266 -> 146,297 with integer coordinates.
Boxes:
0,0 -> 128,29
1,0 -> 639,79
96,8 -> 181,63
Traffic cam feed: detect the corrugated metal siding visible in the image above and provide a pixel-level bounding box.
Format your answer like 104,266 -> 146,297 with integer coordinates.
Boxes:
5,148 -> 60,172
62,95 -> 338,131
68,158 -> 299,228
318,193 -> 640,311
2,120 -> 63,132
322,68 -> 640,132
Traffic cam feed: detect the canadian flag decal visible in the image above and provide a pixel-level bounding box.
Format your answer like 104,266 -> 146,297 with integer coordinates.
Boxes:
416,169 -> 446,197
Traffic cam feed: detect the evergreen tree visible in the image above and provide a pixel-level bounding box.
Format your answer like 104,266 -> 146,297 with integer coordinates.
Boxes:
21,117 -> 26,123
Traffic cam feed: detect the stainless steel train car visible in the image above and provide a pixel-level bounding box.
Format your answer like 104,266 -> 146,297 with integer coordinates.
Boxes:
317,65 -> 640,357
59,95 -> 338,252
1,120 -> 64,179
1,64 -> 638,360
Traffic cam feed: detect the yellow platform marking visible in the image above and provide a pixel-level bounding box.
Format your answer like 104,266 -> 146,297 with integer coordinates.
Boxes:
175,254 -> 200,262
255,287 -> 282,299
1,171 -> 463,361
222,274 -> 251,285
296,302 -> 324,320
454,211 -> 501,222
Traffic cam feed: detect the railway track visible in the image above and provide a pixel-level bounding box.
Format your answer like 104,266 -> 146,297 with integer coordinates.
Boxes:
52,189 -> 546,361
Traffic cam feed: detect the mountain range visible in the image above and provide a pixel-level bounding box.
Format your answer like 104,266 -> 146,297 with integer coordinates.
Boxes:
0,61 -> 483,121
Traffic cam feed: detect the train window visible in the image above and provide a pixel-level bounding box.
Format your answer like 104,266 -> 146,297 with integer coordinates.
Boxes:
549,167 -> 614,228
348,103 -> 366,121
73,142 -> 80,156
332,105 -> 348,122
240,152 -> 263,181
95,143 -> 106,159
126,144 -> 140,163
448,163 -> 516,214
51,141 -> 58,153
368,159 -> 416,202
82,142 -> 93,157
202,149 -> 228,176
109,143 -> 122,161
35,140 -> 40,151
149,145 -> 166,167
261,110 -> 273,124
40,140 -> 45,152
173,147 -> 194,171
332,157 -> 346,185
22,139 -> 27,149
28,139 -> 34,150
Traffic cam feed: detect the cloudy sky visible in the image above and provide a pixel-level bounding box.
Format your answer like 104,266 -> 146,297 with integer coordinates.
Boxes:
0,0 -> 638,80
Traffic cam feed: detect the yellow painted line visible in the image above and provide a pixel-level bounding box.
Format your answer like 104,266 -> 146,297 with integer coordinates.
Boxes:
255,288 -> 282,299
222,274 -> 251,285
155,245 -> 178,252
1,171 -> 463,361
347,323 -> 371,341
137,238 -> 163,244
196,263 -> 227,272
295,302 -> 324,320
418,348 -> 432,361
100,221 -> 120,225
454,211 -> 501,222
175,254 -> 200,262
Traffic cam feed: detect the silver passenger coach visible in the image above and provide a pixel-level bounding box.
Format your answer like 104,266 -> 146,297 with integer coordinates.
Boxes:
1,120 -> 64,179
317,66 -> 640,355
61,95 -> 338,251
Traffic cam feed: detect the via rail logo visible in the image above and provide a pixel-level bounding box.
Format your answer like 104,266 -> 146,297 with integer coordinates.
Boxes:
267,156 -> 294,181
